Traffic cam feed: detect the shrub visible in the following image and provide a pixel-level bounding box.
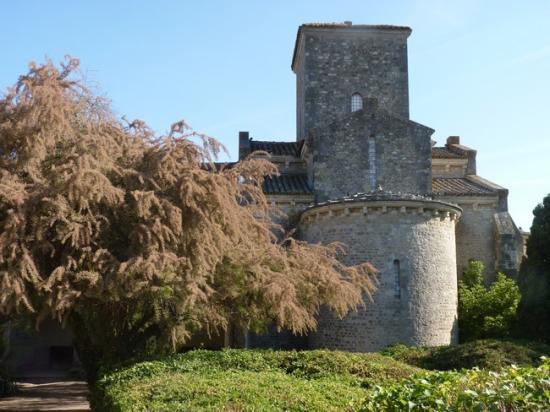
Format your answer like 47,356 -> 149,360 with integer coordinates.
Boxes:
518,194 -> 550,343
91,349 -> 421,411
458,261 -> 521,341
382,339 -> 550,371
362,357 -> 550,411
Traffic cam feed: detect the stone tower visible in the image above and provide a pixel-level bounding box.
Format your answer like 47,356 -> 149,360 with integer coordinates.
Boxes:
293,23 -> 411,141
294,23 -> 460,350
238,22 -> 523,352
294,23 -> 432,202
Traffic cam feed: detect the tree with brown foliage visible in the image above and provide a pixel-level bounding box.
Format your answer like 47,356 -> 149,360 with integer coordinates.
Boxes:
0,57 -> 376,375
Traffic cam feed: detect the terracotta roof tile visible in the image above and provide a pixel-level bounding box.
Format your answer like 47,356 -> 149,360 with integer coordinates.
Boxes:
432,177 -> 497,196
431,147 -> 467,159
250,141 -> 301,157
263,174 -> 312,194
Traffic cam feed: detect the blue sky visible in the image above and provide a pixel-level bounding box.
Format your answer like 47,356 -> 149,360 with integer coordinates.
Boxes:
2,0 -> 549,230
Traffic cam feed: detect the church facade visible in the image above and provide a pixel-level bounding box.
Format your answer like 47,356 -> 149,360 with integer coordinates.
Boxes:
241,23 -> 524,351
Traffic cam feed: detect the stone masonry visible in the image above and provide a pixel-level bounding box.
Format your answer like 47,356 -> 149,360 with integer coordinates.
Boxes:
239,22 -> 525,352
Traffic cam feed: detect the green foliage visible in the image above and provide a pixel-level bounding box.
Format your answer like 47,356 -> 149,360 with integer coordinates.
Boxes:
461,260 -> 485,287
458,261 -> 521,341
526,194 -> 550,270
518,193 -> 550,342
382,339 -> 550,371
91,349 -> 421,411
362,357 -> 550,411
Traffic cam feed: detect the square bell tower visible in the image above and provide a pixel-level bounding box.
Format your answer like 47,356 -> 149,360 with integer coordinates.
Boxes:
292,22 -> 412,141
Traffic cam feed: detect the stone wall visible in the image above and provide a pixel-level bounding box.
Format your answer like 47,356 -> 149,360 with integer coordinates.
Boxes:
494,211 -> 524,277
309,104 -> 433,201
436,196 -> 500,281
293,26 -> 411,140
299,196 -> 460,351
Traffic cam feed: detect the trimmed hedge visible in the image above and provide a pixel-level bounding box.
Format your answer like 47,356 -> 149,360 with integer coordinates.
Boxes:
92,345 -> 550,411
362,357 -> 550,411
382,339 -> 550,371
91,349 -> 421,411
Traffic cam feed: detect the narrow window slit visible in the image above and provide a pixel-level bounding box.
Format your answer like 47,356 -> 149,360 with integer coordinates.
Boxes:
393,259 -> 401,298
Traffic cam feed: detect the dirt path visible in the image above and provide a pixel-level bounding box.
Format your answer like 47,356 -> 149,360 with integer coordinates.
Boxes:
0,378 -> 90,411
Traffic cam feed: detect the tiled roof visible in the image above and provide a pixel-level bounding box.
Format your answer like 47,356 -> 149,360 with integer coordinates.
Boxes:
432,177 -> 497,196
432,147 -> 467,159
250,141 -> 467,160
263,174 -> 312,194
303,190 -> 462,214
250,141 -> 301,157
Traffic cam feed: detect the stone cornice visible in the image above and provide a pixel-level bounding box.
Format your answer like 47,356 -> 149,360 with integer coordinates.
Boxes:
300,195 -> 462,224
292,24 -> 412,72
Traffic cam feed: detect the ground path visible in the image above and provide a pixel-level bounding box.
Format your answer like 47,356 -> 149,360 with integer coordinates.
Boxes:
0,378 -> 90,411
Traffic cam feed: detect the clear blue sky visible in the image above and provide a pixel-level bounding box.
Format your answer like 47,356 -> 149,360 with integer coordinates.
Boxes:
2,0 -> 549,230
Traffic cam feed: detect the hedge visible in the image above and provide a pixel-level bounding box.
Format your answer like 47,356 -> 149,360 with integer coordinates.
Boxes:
91,349 -> 420,411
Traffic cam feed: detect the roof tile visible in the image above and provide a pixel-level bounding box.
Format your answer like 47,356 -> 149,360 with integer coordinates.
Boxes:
250,141 -> 301,157
263,174 -> 312,194
432,147 -> 467,159
432,177 -> 497,196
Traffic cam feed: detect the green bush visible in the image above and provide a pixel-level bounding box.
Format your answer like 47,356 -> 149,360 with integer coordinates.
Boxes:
91,349 -> 421,411
517,193 -> 550,343
459,261 -> 521,341
362,357 -> 550,411
382,339 -> 550,371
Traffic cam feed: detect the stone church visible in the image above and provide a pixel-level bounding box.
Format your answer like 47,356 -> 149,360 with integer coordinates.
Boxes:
4,22 -> 525,375
240,22 -> 524,351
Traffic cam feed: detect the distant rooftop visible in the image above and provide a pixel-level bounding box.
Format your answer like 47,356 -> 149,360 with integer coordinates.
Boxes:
250,140 -> 301,157
432,146 -> 468,159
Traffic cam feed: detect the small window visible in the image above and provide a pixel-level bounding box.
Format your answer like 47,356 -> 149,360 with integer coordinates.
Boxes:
351,93 -> 363,112
393,259 -> 401,298
368,135 -> 376,188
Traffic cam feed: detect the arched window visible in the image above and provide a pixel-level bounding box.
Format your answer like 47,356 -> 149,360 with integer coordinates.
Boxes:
393,259 -> 401,298
351,93 -> 363,112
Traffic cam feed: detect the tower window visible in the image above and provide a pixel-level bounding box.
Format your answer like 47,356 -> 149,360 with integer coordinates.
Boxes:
351,93 -> 363,112
393,259 -> 401,298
